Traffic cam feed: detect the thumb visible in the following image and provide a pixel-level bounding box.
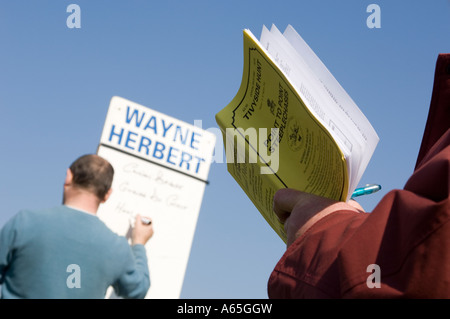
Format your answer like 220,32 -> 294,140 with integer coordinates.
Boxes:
273,188 -> 307,223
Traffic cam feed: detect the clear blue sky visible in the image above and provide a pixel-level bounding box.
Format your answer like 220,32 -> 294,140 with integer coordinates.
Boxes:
1,1 -> 449,298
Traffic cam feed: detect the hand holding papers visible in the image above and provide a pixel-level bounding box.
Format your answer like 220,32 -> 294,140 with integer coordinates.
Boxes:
215,25 -> 379,242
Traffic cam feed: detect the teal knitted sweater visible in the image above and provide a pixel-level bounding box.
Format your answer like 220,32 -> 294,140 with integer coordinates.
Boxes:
0,205 -> 149,298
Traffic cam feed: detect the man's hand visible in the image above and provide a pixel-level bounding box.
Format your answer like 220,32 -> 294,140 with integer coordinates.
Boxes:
273,189 -> 363,247
131,214 -> 154,246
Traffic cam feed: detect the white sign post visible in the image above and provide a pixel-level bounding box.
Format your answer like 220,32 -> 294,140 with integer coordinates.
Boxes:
96,96 -> 215,298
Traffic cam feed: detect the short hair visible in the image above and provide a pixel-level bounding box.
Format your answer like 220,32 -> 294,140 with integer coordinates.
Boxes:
69,154 -> 114,200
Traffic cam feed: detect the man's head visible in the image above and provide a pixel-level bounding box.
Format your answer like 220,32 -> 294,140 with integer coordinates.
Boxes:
65,154 -> 114,203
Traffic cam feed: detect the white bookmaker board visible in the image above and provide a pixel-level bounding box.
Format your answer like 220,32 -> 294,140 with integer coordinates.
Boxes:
96,96 -> 216,298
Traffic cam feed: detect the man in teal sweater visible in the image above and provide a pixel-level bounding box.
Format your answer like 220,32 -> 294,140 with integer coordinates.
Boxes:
0,154 -> 154,298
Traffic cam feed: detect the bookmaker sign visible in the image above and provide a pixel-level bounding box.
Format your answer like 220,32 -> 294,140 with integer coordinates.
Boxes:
96,96 -> 216,298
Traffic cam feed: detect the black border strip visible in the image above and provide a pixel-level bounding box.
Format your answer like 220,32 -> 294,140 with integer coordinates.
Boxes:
98,143 -> 210,185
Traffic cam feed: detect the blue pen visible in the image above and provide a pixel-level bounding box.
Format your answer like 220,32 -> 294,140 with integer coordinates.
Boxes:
351,184 -> 381,199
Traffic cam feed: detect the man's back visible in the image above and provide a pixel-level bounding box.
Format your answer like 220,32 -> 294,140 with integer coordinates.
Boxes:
0,205 -> 149,299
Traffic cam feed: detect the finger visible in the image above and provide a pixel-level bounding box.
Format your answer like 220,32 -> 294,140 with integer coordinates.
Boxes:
273,188 -> 305,223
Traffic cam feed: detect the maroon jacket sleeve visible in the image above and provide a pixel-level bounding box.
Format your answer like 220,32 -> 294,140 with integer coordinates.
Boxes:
268,54 -> 450,299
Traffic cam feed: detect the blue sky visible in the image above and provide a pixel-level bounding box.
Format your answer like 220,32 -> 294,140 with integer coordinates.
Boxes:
1,1 -> 449,298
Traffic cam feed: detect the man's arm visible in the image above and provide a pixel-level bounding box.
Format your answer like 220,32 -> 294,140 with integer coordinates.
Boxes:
113,215 -> 154,299
269,53 -> 450,299
269,195 -> 368,298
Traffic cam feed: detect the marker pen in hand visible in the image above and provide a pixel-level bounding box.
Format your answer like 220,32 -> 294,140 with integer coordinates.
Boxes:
140,217 -> 152,225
